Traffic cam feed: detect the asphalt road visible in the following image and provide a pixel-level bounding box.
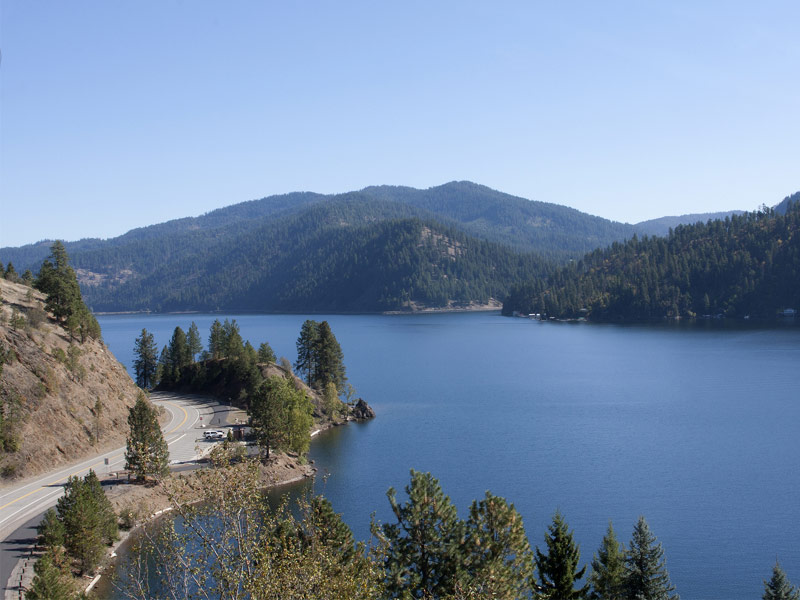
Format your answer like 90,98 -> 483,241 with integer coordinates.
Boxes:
0,392 -> 237,597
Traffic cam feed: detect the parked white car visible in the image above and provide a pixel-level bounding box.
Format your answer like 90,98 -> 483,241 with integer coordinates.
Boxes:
204,430 -> 225,440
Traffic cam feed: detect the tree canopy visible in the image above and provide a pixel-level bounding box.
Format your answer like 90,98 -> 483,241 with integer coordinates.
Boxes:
504,204 -> 800,320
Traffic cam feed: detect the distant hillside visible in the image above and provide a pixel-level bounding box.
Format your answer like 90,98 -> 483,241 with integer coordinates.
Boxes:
503,203 -> 800,320
4,182 -> 795,314
1,182 -> 637,274
1,182 -> 637,313
0,279 -> 140,480
634,210 -> 745,237
81,201 -> 551,312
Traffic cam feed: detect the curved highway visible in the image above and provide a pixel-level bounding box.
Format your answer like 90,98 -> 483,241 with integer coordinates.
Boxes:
1,393 -> 233,597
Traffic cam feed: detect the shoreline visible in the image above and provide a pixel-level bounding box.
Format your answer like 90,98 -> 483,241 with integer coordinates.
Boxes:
93,304 -> 503,317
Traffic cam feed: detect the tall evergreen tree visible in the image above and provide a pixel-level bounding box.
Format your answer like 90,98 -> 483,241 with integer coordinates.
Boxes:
156,344 -> 169,385
166,325 -> 191,380
314,320 -> 347,391
590,522 -> 625,600
221,318 -> 244,358
295,319 -> 320,385
624,516 -> 678,600
295,320 -> 347,390
463,491 -> 534,598
35,241 -> 82,323
125,392 -> 169,481
763,562 -> 800,600
378,470 -> 466,598
208,319 -> 224,359
132,328 -> 158,389
534,510 -> 589,599
186,321 -> 203,362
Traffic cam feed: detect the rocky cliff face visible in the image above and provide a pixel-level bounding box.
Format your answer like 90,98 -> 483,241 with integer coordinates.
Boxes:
0,279 -> 141,480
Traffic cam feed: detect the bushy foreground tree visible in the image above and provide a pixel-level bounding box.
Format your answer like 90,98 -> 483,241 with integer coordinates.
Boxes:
125,392 -> 169,481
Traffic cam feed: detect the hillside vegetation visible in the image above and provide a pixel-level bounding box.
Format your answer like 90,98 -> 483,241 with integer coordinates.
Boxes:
0,278 -> 140,480
503,202 -> 800,320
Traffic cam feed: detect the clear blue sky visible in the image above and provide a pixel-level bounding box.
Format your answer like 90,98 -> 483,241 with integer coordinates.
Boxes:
1,1 -> 798,247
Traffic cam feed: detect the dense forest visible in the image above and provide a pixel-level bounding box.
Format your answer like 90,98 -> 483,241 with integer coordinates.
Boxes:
503,199 -> 800,320
0,182 -> 650,313
67,207 -> 552,313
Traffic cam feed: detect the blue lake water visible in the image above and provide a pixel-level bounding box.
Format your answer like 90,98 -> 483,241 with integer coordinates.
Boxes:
98,312 -> 800,599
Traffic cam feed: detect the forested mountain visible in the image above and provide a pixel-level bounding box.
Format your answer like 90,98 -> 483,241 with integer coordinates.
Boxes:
3,182 -> 791,314
79,197 -> 551,312
503,203 -> 800,320
1,182 -> 638,272
0,182 -> 636,313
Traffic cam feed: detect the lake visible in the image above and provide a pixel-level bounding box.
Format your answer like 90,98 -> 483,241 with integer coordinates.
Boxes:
98,312 -> 800,599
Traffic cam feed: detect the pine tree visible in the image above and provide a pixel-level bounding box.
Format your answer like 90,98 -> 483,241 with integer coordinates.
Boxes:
125,392 -> 169,481
463,491 -> 533,598
534,510 -> 589,599
763,562 -> 800,600
56,470 -> 118,574
37,508 -> 65,549
378,470 -> 465,598
257,341 -> 277,363
166,326 -> 191,380
186,321 -> 203,362
133,328 -> 158,389
295,319 -> 320,385
156,344 -> 169,385
295,320 -> 347,391
314,320 -> 347,391
84,470 -> 119,543
25,547 -> 76,600
221,318 -> 244,358
590,522 -> 625,600
208,319 -> 224,359
302,496 -> 358,561
35,241 -> 83,324
624,516 -> 678,600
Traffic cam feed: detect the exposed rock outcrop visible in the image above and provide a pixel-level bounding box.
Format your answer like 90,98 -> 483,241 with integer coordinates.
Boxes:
350,398 -> 375,421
